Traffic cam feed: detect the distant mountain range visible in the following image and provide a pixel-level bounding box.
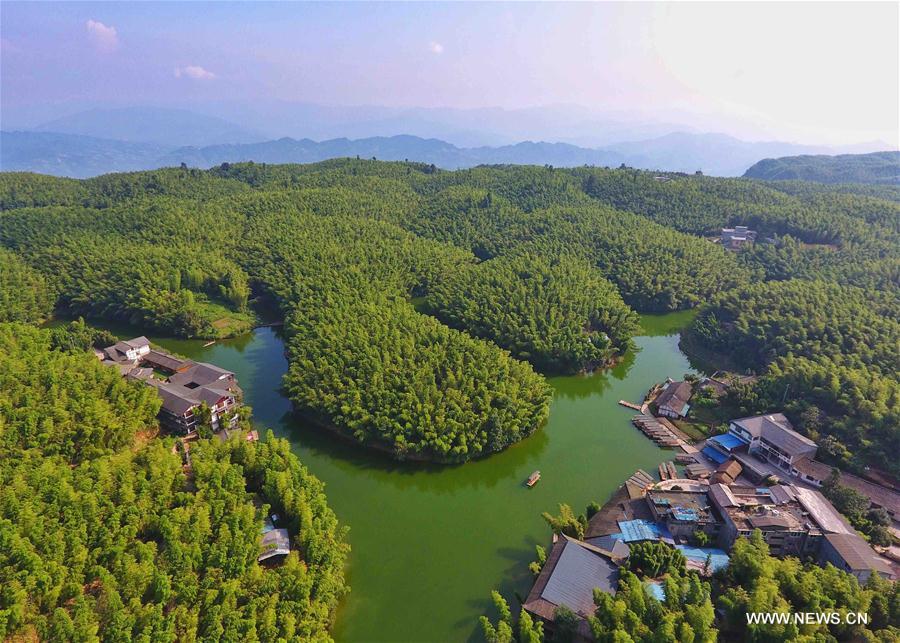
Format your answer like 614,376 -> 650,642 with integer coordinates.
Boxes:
743,151 -> 900,184
2,106 -> 895,179
33,107 -> 265,148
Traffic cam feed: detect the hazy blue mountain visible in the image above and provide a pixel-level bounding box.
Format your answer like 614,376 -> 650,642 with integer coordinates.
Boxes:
0,131 -> 167,178
743,151 -> 900,184
2,129 -> 879,179
607,132 -> 836,177
195,101 -> 693,148
159,135 -> 625,170
33,107 -> 264,148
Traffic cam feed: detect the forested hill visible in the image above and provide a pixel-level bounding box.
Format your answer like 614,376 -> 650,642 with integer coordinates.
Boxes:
1,160 -> 898,469
0,322 -> 349,640
744,150 -> 900,184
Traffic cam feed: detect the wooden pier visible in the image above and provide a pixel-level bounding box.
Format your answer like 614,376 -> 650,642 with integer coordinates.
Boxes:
618,400 -> 642,411
631,414 -> 682,448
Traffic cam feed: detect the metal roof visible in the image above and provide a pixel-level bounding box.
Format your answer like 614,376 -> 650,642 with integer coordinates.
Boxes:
710,433 -> 748,451
702,446 -> 729,465
618,519 -> 662,542
258,528 -> 291,562
793,487 -> 854,535
824,533 -> 893,575
540,536 -> 619,616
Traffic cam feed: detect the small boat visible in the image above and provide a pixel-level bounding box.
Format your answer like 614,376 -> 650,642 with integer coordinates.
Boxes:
203,340 -> 216,347
526,470 -> 541,487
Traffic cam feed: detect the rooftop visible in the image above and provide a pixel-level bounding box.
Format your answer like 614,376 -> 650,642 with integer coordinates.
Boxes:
655,381 -> 692,414
523,535 -> 619,621
711,483 -> 852,536
258,528 -> 291,562
732,413 -> 817,455
647,489 -> 721,525
824,533 -> 894,576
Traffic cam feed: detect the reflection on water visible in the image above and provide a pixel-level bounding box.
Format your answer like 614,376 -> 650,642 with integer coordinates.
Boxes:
72,313 -> 697,643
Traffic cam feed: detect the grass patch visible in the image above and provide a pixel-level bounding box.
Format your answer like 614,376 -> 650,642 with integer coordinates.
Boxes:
673,419 -> 711,441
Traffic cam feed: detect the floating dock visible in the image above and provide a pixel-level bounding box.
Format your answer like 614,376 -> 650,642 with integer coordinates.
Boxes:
632,414 -> 682,448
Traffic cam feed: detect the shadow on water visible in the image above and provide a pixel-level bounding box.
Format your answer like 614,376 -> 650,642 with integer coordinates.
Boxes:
75,313 -> 698,643
279,407 -> 553,494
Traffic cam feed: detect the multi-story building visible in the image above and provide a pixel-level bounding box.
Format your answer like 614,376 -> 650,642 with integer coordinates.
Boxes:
720,225 -> 757,251
727,413 -> 818,475
103,336 -> 151,362
646,486 -> 723,541
101,338 -> 242,435
708,483 -> 852,557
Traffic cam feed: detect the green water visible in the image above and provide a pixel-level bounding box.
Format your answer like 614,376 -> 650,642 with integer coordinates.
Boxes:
101,313 -> 695,642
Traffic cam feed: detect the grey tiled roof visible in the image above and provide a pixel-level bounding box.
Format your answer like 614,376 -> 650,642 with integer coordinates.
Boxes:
539,535 -> 620,616
733,413 -> 817,456
825,533 -> 893,574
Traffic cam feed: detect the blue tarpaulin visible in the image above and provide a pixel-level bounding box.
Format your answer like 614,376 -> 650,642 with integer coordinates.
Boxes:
676,545 -> 730,572
618,519 -> 661,542
708,433 -> 748,451
701,445 -> 729,464
644,581 -> 666,601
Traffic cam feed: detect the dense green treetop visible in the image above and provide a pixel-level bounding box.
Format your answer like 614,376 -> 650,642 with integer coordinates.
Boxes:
689,280 -> 899,376
0,323 -> 348,641
0,247 -> 53,324
0,323 -> 161,462
426,253 -> 640,373
1,160 -> 897,465
743,151 -> 900,185
239,209 -> 551,461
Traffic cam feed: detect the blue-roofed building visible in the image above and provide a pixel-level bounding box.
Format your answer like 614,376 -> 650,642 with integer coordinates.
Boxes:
618,519 -> 661,542
676,545 -> 730,575
701,445 -> 729,465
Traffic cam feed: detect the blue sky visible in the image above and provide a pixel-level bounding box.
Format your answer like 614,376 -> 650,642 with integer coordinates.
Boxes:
2,2 -> 898,146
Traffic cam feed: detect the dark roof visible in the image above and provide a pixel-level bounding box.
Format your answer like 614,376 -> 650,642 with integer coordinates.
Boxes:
124,336 -> 150,349
825,533 -> 893,575
143,349 -> 190,372
258,528 -> 291,562
733,413 -> 817,456
708,483 -> 738,509
153,380 -> 234,416
712,460 -> 744,483
655,381 -> 692,414
586,482 -> 655,538
153,382 -> 198,416
126,367 -> 154,381
585,536 -> 630,561
747,514 -> 793,530
715,459 -> 743,480
834,472 -> 900,518
792,458 -> 834,481
169,362 -> 233,387
524,536 -> 619,620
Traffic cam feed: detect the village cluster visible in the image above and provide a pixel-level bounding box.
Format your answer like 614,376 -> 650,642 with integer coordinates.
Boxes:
523,376 -> 900,633
96,336 -> 290,564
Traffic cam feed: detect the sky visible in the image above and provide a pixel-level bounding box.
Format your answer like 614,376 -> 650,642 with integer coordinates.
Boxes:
1,1 -> 898,146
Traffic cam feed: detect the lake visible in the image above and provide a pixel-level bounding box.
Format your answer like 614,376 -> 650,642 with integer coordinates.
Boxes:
122,312 -> 697,642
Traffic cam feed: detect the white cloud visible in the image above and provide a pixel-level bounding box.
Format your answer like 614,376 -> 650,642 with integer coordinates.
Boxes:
429,41 -> 444,55
86,19 -> 118,52
174,65 -> 216,80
